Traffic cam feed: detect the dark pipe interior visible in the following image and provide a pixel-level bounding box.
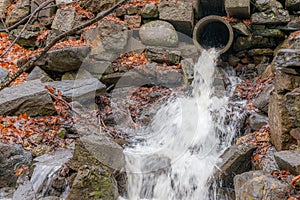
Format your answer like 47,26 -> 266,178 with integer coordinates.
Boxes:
196,22 -> 230,50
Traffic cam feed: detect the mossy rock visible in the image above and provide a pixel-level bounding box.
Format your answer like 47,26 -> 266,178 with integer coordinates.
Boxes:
66,165 -> 119,200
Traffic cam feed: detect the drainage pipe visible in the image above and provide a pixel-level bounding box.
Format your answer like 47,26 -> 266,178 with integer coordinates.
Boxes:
193,15 -> 234,54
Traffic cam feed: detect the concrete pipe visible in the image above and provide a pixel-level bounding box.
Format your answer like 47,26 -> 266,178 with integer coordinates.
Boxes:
193,15 -> 234,54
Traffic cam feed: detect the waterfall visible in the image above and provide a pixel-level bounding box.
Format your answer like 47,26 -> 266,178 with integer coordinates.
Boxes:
122,49 -> 239,200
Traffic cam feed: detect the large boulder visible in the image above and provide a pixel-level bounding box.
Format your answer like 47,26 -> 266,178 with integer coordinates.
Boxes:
44,78 -> 106,103
139,20 -> 178,47
98,19 -> 129,53
42,46 -> 91,73
5,0 -> 30,27
274,150 -> 300,175
158,0 -> 194,36
51,7 -> 76,32
213,144 -> 256,188
0,142 -> 32,187
234,170 -> 290,200
0,80 -> 56,116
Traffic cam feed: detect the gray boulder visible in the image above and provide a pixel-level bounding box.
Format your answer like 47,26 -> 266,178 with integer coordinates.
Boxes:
51,7 -> 75,32
0,67 -> 8,82
248,112 -> 268,131
44,78 -> 106,103
158,0 -> 194,36
5,0 -> 30,27
274,150 -> 300,175
98,19 -> 129,52
234,170 -> 290,200
42,46 -> 91,73
0,142 -> 32,187
26,66 -> 53,83
254,84 -> 274,114
139,20 -> 178,47
0,80 -> 56,116
214,144 -> 256,188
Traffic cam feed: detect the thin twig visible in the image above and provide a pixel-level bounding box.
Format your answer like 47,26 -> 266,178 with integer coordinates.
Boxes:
0,0 -> 129,91
0,0 -> 54,58
0,18 -> 9,33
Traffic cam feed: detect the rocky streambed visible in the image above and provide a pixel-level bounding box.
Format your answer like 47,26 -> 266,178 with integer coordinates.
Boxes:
0,0 -> 300,199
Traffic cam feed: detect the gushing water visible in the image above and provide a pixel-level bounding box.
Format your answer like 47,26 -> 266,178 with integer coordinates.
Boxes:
123,49 -> 239,200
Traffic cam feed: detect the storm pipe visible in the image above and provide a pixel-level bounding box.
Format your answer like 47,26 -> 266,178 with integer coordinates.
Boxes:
193,15 -> 234,54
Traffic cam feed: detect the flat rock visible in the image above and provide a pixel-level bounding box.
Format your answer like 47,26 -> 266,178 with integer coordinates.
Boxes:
0,80 -> 56,116
234,170 -> 290,200
274,150 -> 300,175
248,48 -> 273,56
253,29 -> 285,38
51,7 -> 75,32
139,20 -> 178,47
43,46 -> 90,73
251,10 -> 290,24
158,0 -> 194,36
44,78 -> 106,103
234,36 -> 276,51
0,142 -> 32,187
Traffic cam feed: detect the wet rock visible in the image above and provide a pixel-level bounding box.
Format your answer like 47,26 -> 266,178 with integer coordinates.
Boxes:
254,84 -> 274,113
273,49 -> 300,75
66,165 -> 119,200
0,80 -> 56,116
234,36 -> 276,51
248,113 -> 268,131
26,66 -> 53,83
80,0 -> 116,14
286,0 -> 300,11
9,25 -> 41,47
44,78 -> 106,103
228,54 -> 240,67
0,0 -> 11,18
0,142 -> 32,187
13,179 -> 36,200
51,7 -> 75,32
69,134 -> 125,171
232,23 -> 251,36
98,19 -> 129,53
234,170 -> 290,200
145,47 -> 181,65
253,29 -> 286,38
5,0 -> 30,27
251,10 -> 290,24
253,0 -> 284,12
225,0 -> 250,18
0,67 -> 8,82
0,187 -> 14,199
274,150 -> 300,175
214,144 -> 256,188
181,58 -> 194,83
39,196 -> 62,200
139,20 -> 178,47
178,44 -> 199,62
141,3 -> 158,18
158,0 -> 194,36
42,46 -> 90,73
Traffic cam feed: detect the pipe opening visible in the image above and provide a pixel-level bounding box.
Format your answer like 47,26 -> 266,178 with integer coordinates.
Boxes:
193,16 -> 234,54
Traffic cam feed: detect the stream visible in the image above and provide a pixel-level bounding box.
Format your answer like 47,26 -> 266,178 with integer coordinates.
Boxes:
122,49 -> 244,200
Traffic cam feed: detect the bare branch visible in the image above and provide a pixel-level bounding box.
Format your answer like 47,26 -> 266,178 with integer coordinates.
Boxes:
0,0 -> 129,91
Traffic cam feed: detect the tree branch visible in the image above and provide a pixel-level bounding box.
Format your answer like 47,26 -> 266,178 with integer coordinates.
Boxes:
0,0 -> 129,91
